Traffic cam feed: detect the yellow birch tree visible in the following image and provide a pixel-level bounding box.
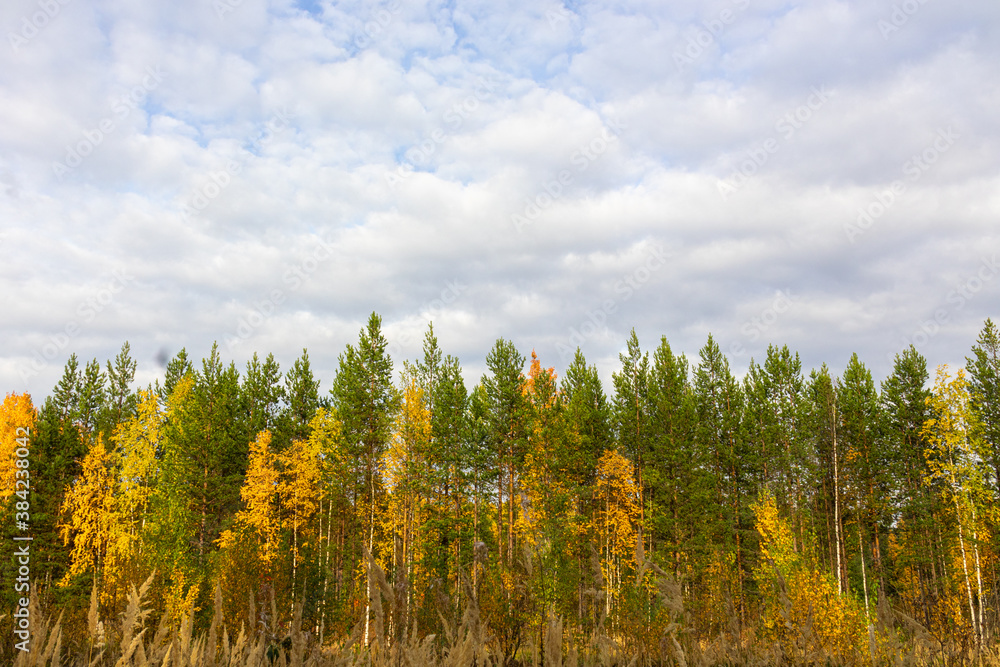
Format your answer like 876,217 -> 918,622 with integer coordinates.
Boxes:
59,437 -> 117,595
921,365 -> 989,646
102,389 -> 163,606
594,448 -> 641,616
279,433 -> 322,603
0,392 -> 35,501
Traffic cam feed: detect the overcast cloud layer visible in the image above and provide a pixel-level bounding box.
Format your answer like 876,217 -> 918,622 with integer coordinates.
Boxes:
2,0 -> 999,398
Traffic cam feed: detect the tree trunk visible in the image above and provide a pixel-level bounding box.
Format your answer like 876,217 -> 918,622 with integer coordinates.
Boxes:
364,475 -> 375,647
831,401 -> 843,594
953,491 -> 979,646
972,502 -> 985,644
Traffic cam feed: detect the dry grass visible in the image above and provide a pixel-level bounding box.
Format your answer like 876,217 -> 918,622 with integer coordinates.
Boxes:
9,557 -> 1000,667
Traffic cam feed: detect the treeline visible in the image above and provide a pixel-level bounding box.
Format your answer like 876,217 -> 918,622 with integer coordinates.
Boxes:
2,314 -> 1000,664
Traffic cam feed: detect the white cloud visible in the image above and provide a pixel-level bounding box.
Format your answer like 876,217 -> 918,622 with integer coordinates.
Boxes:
1,0 -> 998,400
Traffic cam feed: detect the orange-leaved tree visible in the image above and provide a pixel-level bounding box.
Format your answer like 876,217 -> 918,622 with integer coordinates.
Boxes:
0,392 -> 35,501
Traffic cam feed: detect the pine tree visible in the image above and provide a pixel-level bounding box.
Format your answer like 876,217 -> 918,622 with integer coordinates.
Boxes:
743,346 -> 805,528
561,349 -> 612,486
521,351 -> 577,627
52,353 -> 82,422
284,348 -> 321,441
29,357 -> 89,591
693,334 -> 745,607
241,352 -> 284,443
418,326 -> 471,613
805,364 -> 843,590
967,318 -> 1000,493
308,408 -> 349,644
77,358 -> 106,442
183,344 -> 245,565
880,346 -> 934,625
612,330 -> 651,545
646,337 -> 703,581
159,348 -> 192,401
101,341 -> 138,441
838,352 -> 887,605
466,383 -> 493,598
560,350 -> 612,623
481,338 -> 528,572
329,312 -> 398,645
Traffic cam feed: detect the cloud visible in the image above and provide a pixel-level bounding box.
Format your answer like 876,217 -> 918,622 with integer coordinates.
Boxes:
1,0 -> 998,400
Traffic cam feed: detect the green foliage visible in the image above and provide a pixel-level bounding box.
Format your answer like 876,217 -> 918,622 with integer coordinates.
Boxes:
8,316 -> 1000,664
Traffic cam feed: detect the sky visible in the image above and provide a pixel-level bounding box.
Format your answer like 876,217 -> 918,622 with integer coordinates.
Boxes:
2,0 -> 998,400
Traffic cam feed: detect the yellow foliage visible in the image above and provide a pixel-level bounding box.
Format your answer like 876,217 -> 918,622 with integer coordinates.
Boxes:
220,430 -> 281,566
594,449 -> 641,613
163,569 -> 201,628
0,392 -> 35,501
382,379 -> 432,601
752,489 -> 797,576
595,449 -> 640,563
100,391 -> 164,609
279,433 -> 322,558
59,437 -> 117,585
752,490 -> 869,661
58,395 -> 160,607
308,407 -> 343,457
110,389 -> 162,535
921,366 -> 987,501
385,379 -> 431,492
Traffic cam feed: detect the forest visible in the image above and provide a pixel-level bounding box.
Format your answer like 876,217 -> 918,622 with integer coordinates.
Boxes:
2,314 -> 1000,666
